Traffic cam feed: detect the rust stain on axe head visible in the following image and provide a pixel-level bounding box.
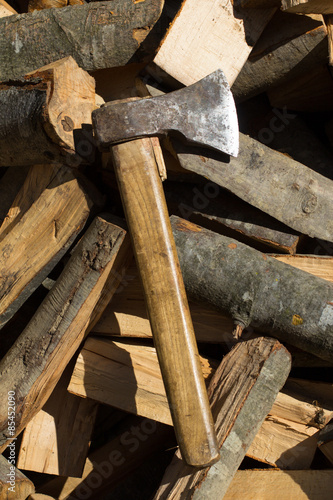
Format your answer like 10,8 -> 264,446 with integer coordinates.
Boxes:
92,69 -> 239,157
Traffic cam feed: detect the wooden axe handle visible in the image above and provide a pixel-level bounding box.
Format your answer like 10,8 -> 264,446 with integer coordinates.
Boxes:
111,138 -> 219,467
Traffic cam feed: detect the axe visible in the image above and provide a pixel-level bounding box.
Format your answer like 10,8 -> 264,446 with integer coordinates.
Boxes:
92,69 -> 238,467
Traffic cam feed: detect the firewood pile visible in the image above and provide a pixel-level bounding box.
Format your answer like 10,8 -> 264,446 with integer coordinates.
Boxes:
1,0 -> 333,499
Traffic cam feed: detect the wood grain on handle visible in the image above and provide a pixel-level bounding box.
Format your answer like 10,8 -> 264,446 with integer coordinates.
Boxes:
112,138 -> 219,467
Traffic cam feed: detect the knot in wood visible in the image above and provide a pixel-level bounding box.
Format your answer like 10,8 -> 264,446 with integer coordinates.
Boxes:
301,189 -> 317,214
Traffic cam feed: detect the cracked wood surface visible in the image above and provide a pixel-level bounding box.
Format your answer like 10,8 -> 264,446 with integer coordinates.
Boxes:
0,215 -> 130,452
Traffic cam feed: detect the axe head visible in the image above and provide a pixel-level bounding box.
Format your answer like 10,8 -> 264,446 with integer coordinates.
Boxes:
93,69 -> 239,157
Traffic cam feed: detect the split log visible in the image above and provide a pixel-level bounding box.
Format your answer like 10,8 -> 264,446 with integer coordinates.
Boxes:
152,0 -> 275,86
68,337 -> 216,426
27,495 -> 56,500
165,181 -> 301,254
271,392 -> 332,429
28,0 -> 84,11
282,0 -> 333,13
92,262 -> 235,342
0,455 -> 35,499
174,134 -> 333,242
17,362 -> 98,477
154,337 -> 291,499
324,14 -> 333,64
0,164 -> 95,329
247,415 -> 318,469
224,470 -> 333,500
171,216 -> 333,363
0,0 -> 16,16
241,0 -> 280,6
284,378 -> 333,410
318,422 -> 333,465
0,0 -> 163,81
232,12 -> 327,101
267,64 -> 333,112
0,215 -> 131,452
271,255 -> 333,282
38,415 -> 174,500
0,166 -> 30,226
0,57 -> 96,167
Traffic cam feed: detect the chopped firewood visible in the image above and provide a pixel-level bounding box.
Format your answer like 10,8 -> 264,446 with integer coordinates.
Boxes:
241,0 -> 281,6
271,255 -> 333,282
271,392 -> 332,428
284,378 -> 333,409
165,181 -> 301,254
154,337 -> 291,499
267,64 -> 333,112
152,0 -> 275,86
232,12 -> 327,101
68,337 -> 216,426
0,0 -> 16,16
173,134 -> 333,242
281,0 -> 333,13
0,1 -> 163,81
0,57 -> 96,167
0,455 -> 35,499
17,363 -> 98,477
28,0 -> 84,11
38,415 -> 174,499
0,166 -> 30,226
0,215 -> 131,452
224,470 -> 333,500
324,14 -> 333,64
27,495 -> 56,500
247,415 -> 318,469
0,164 -> 94,329
171,216 -> 333,363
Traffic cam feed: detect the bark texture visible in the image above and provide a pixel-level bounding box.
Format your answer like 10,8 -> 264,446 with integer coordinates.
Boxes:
0,1 -> 163,81
176,133 -> 333,242
171,216 -> 333,363
154,337 -> 291,499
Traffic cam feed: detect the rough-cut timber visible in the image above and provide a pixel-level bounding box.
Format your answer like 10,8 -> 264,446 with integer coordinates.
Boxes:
232,12 -> 327,101
282,0 -> 333,13
0,164 -> 94,329
0,0 -> 163,81
0,215 -> 130,452
39,416 -> 173,500
171,216 -> 333,363
175,133 -> 333,242
68,337 -> 216,426
0,455 -> 35,498
224,470 -> 333,500
153,0 -> 275,86
154,337 -> 291,500
0,57 -> 96,167
17,363 -> 98,477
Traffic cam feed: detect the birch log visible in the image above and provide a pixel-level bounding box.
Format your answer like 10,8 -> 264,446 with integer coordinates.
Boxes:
171,216 -> 333,363
0,215 -> 131,452
0,0 -> 163,81
154,337 -> 291,500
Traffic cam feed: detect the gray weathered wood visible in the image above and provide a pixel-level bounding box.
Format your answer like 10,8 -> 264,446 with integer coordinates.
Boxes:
232,11 -> 327,101
154,337 -> 291,499
175,133 -> 333,242
171,216 -> 333,363
0,1 -> 163,81
0,215 -> 130,452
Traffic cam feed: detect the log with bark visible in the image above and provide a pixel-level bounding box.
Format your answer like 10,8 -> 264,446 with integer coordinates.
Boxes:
154,337 -> 291,499
0,214 -> 131,452
173,133 -> 333,242
171,216 -> 333,363
232,11 -> 327,101
0,0 -> 163,81
0,57 -> 96,167
0,455 -> 35,499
